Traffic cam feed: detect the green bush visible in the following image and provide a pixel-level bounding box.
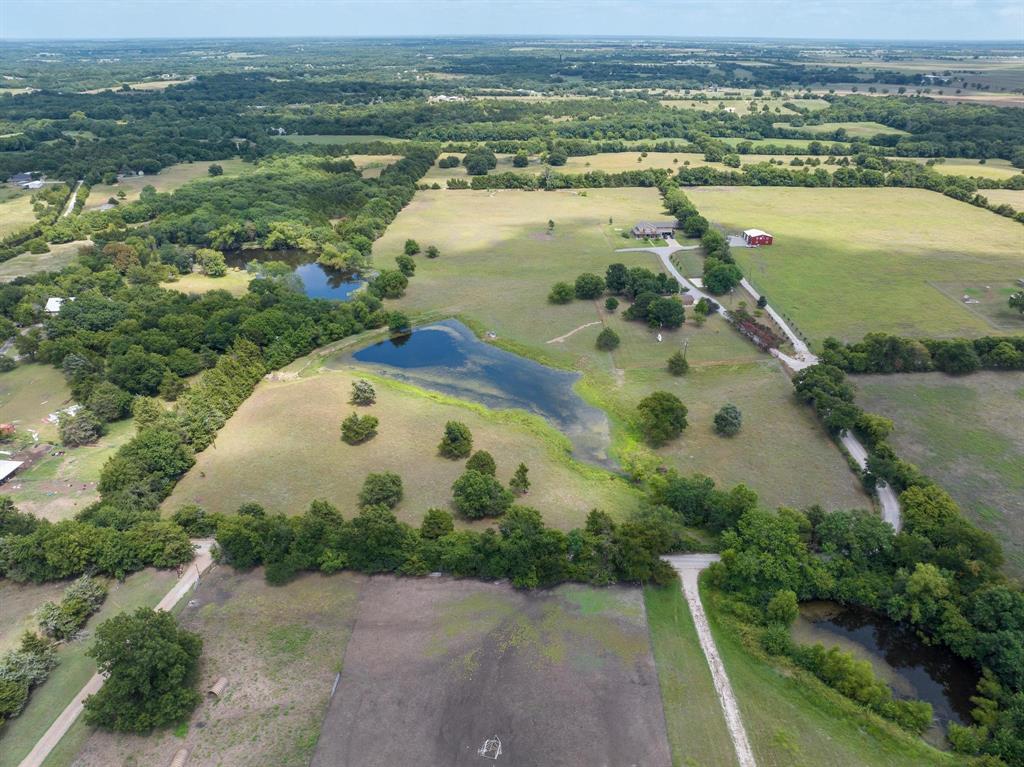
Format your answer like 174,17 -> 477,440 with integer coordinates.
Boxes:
667,350 -> 689,376
451,470 -> 513,519
713,404 -> 743,436
548,281 -> 575,304
341,412 -> 379,444
596,327 -> 620,351
637,391 -> 688,446
37,575 -> 108,640
438,420 -> 473,458
359,471 -> 403,509
465,450 -> 496,476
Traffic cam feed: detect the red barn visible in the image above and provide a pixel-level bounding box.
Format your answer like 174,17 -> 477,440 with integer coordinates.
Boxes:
742,228 -> 773,246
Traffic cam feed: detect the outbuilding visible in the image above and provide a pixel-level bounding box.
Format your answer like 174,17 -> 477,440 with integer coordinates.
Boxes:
0,460 -> 24,484
742,228 -> 773,246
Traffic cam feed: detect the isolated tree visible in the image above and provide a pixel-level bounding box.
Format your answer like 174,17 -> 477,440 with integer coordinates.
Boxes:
667,349 -> 689,376
370,269 -> 408,299
463,147 -> 498,175
509,462 -> 530,495
466,449 -> 497,476
605,296 -> 619,312
83,608 -> 202,733
350,379 -> 376,405
395,254 -> 416,276
59,408 -> 103,447
438,420 -> 473,458
574,273 -> 605,299
207,163 -> 223,177
547,149 -> 568,166
359,471 -> 403,509
451,470 -> 513,519
341,412 -> 378,444
547,218 -> 556,231
195,248 -> 227,277
713,404 -> 743,436
420,507 -> 454,539
425,245 -> 440,259
596,327 -> 620,351
548,281 -> 575,304
637,391 -> 688,446
13,329 -> 41,360
646,297 -> 685,328
388,311 -> 411,335
404,239 -> 421,256
512,151 -> 529,167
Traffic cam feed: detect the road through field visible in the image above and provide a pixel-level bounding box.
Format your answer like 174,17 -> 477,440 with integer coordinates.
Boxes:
17,540 -> 215,767
61,181 -> 83,218
621,239 -> 902,530
663,554 -> 756,767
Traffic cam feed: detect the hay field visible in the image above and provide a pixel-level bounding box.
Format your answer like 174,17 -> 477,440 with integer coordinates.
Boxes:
163,366 -> 643,530
83,159 -> 252,210
0,187 -> 36,237
375,188 -> 869,511
689,186 -> 1024,343
906,158 -> 1023,181
163,268 -> 253,297
981,188 -> 1024,208
853,371 -> 1024,577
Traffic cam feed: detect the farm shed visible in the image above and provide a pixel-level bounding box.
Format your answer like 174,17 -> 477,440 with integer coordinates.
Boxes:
742,228 -> 773,246
0,460 -> 23,484
632,221 -> 677,239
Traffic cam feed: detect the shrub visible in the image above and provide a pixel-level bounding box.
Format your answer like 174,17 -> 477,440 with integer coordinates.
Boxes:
765,589 -> 798,625
596,327 -> 620,351
395,254 -> 416,276
713,404 -> 743,436
667,350 -> 689,376
574,273 -> 605,299
388,311 -> 411,335
341,412 -> 379,444
425,245 -> 440,259
637,391 -> 687,446
438,420 -> 473,458
171,504 -> 219,537
509,463 -> 530,495
548,281 -> 575,304
37,576 -> 108,640
350,379 -> 376,405
451,470 -> 513,519
604,297 -> 619,312
359,472 -> 403,509
403,238 -> 420,256
420,508 -> 454,539
466,450 -> 497,476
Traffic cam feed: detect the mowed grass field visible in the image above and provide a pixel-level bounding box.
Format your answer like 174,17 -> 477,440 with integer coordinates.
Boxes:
982,188 -> 1024,208
702,583 -> 963,767
0,241 -> 90,280
376,189 -> 869,511
0,187 -> 37,237
0,569 -> 177,767
163,268 -> 253,297
164,366 -> 644,530
0,363 -> 72,442
778,121 -> 909,138
916,158 -> 1023,181
853,372 -> 1024,577
60,568 -> 364,767
689,186 -> 1024,343
83,159 -> 252,210
347,154 -> 403,178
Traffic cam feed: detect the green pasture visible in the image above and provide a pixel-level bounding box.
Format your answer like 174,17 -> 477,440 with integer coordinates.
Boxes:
689,186 -> 1024,343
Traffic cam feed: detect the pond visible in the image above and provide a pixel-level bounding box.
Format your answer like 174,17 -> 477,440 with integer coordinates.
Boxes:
332,319 -> 614,469
793,601 -> 979,745
226,248 -> 363,301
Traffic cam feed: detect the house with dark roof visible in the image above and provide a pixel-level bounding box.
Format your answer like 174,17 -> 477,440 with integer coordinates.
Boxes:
631,221 -> 677,239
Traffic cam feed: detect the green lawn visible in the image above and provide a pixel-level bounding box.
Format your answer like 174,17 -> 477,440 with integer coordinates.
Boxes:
702,582 -> 965,767
0,363 -> 71,442
852,371 -> 1024,577
645,583 -> 739,767
689,186 -> 1024,344
83,158 -> 252,210
0,187 -> 36,237
376,188 -> 869,512
0,568 -> 178,767
163,268 -> 253,297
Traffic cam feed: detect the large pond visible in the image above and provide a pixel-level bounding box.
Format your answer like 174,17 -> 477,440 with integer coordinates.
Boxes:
332,319 -> 614,468
226,248 -> 363,301
793,601 -> 979,745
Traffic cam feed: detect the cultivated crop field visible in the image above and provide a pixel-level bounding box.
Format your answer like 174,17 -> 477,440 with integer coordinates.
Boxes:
82,158 -> 252,210
64,568 -> 363,767
689,186 -> 1024,343
375,188 -> 869,511
164,366 -> 643,530
852,371 -> 1024,576
311,577 -> 671,767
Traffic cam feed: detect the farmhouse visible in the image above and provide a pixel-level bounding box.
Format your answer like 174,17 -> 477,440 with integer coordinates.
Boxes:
742,228 -> 773,246
632,221 -> 677,239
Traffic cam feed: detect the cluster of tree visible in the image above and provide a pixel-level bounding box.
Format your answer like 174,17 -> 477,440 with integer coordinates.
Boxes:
453,168 -> 672,191
820,333 -> 1024,374
36,575 -> 108,641
0,631 -> 57,726
211,499 -> 679,590
462,146 -> 498,175
0,499 -> 193,583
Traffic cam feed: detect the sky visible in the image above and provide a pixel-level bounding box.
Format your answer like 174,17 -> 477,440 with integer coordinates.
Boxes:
2,0 -> 1023,41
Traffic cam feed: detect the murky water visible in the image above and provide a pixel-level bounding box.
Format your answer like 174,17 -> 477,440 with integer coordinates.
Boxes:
226,248 -> 363,301
793,601 -> 979,744
331,319 -> 614,468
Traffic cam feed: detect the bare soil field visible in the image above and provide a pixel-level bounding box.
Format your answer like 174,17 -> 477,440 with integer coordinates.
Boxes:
311,577 -> 670,767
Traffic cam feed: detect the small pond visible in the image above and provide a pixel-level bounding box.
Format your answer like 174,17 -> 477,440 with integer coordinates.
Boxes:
793,601 -> 979,745
332,319 -> 614,468
226,248 -> 363,301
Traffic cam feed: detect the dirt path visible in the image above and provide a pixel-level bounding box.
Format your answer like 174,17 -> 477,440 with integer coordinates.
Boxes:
61,181 -> 83,218
545,321 -> 602,344
17,540 -> 215,767
663,554 -> 757,767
